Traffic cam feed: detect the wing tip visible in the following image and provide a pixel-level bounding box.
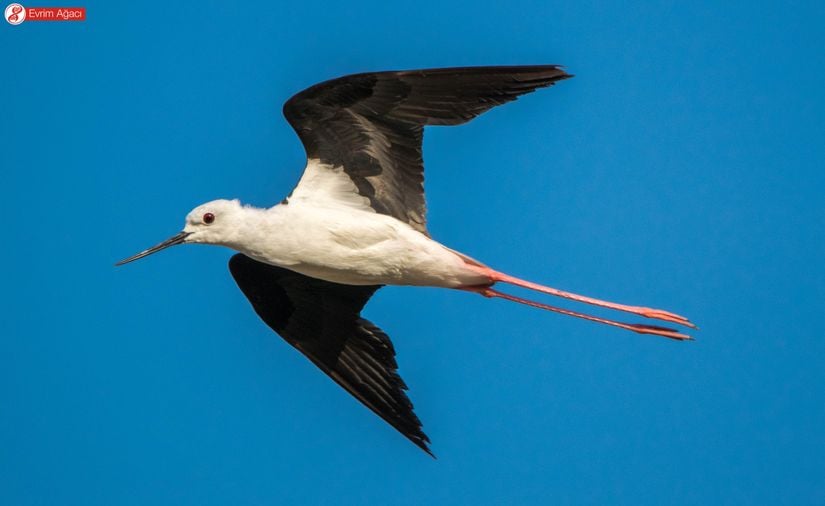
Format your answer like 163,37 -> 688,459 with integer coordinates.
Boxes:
411,434 -> 436,458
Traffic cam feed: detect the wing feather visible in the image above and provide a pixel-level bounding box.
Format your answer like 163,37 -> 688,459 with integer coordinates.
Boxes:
283,65 -> 572,233
228,254 -> 432,455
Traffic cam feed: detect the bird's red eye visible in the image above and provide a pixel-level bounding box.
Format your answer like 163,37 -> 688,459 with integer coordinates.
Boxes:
203,212 -> 215,224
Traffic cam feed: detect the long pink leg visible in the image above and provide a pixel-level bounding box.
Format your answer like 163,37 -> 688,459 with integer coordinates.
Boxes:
468,266 -> 695,329
462,285 -> 693,341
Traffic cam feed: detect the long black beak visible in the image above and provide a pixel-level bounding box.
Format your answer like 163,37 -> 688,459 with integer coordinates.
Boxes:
115,231 -> 192,266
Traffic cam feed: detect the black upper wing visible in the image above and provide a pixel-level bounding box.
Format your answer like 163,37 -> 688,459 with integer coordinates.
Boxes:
228,254 -> 431,455
283,65 -> 572,233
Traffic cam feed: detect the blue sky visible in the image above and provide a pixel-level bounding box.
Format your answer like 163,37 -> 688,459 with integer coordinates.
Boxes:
2,0 -> 824,504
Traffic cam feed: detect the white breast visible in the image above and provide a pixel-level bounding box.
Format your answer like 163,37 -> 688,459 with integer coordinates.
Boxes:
240,202 -> 487,288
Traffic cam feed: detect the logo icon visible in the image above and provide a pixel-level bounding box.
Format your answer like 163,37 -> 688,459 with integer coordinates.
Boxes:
5,3 -> 25,24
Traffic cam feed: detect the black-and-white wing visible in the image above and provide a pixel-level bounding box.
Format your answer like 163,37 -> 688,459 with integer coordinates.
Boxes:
283,65 -> 572,233
228,254 -> 431,455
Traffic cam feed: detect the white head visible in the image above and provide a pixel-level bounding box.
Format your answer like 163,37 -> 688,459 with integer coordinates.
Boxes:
116,199 -> 247,265
182,199 -> 247,244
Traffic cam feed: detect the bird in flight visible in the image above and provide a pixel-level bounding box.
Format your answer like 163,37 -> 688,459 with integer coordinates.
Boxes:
117,65 -> 695,456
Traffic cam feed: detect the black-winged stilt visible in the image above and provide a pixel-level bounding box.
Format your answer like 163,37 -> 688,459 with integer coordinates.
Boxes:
117,66 -> 695,455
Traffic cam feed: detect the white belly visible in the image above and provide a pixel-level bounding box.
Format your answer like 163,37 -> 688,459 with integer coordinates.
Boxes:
239,205 -> 489,288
